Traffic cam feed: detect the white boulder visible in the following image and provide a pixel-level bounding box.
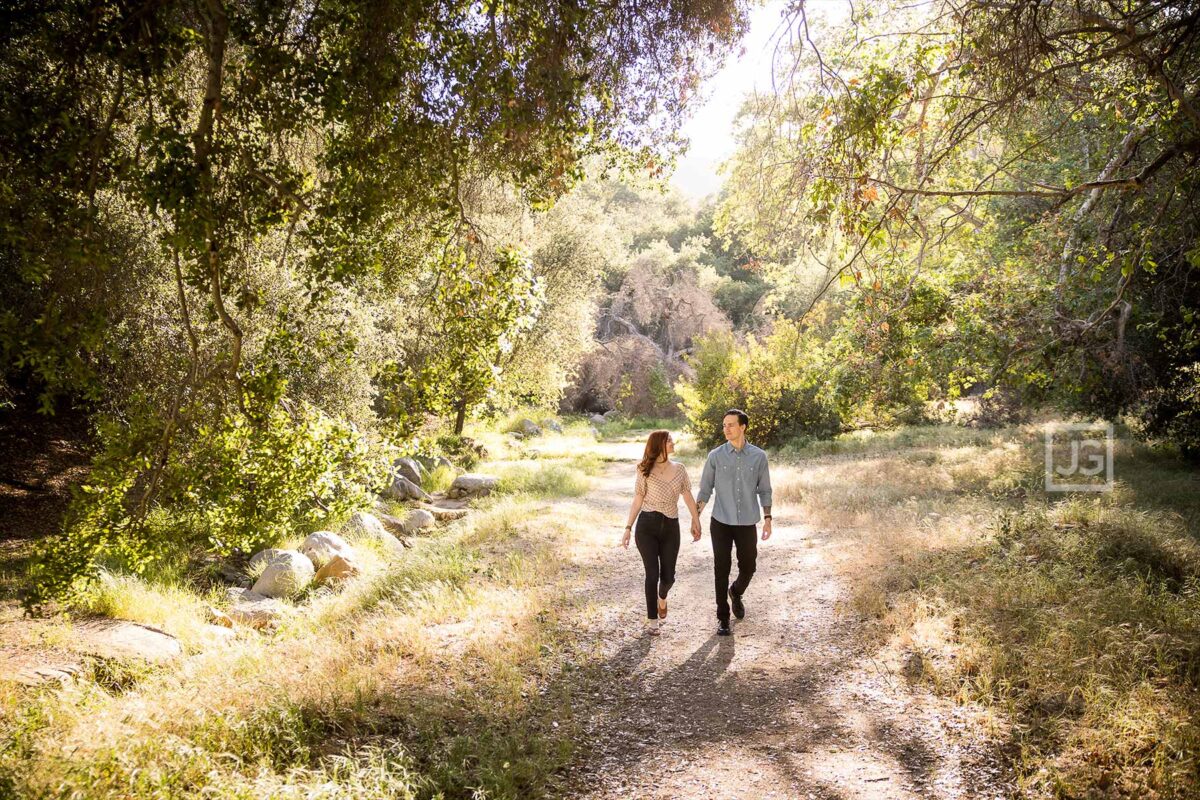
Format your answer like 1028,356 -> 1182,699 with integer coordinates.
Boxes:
446,473 -> 498,500
300,531 -> 353,568
250,549 -> 314,598
343,510 -> 406,556
402,508 -> 436,534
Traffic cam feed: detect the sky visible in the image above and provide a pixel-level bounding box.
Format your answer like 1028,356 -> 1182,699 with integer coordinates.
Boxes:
669,0 -> 849,203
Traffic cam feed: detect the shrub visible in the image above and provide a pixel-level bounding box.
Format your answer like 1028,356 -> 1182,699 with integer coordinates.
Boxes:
677,322 -> 843,449
561,335 -> 688,417
435,433 -> 487,470
29,394 -> 391,606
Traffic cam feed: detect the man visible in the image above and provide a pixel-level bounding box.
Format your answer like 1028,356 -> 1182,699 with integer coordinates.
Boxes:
696,409 -> 773,636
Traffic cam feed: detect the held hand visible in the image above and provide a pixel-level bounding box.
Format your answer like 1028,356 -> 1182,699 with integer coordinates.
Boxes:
621,528 -> 631,549
761,518 -> 773,541
690,519 -> 702,542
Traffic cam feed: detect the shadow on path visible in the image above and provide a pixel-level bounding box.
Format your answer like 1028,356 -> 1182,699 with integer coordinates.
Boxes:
554,449 -> 1009,799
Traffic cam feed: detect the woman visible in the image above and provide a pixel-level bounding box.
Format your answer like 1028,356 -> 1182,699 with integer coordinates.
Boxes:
622,430 -> 702,635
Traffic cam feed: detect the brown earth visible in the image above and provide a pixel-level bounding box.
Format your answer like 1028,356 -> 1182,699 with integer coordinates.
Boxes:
556,443 -> 1011,800
0,402 -> 93,601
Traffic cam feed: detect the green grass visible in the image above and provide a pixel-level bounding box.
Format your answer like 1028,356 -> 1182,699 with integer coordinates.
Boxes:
493,462 -> 591,498
596,415 -> 683,439
492,407 -> 562,435
423,463 -> 456,494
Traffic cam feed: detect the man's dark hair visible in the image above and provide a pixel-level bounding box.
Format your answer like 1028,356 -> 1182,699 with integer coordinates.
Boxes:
724,408 -> 749,428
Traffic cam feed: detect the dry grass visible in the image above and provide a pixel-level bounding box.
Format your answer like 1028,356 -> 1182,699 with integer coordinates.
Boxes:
775,423 -> 1200,799
0,449 -> 594,799
7,420 -> 1197,799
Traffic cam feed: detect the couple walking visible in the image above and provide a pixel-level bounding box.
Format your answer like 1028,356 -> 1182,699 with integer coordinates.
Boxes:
621,409 -> 772,637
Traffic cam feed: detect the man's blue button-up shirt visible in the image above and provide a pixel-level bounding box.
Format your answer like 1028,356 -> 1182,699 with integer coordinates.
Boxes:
696,441 -> 772,526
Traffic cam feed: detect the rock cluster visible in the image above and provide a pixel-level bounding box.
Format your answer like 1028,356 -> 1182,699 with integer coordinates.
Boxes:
221,453 -> 501,630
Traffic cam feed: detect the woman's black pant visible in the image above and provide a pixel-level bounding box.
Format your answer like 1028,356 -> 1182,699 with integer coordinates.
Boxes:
635,510 -> 681,619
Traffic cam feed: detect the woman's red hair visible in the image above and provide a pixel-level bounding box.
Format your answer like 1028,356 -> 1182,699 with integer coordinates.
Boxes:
638,430 -> 671,477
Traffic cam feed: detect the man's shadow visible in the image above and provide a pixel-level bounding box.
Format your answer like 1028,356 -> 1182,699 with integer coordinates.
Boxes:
647,630 -> 737,698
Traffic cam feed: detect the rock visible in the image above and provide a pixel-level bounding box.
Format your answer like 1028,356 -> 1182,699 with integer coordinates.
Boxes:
375,530 -> 408,556
343,510 -> 388,539
416,454 -> 454,472
315,554 -> 360,584
247,548 -> 293,572
299,530 -> 353,568
201,624 -> 237,646
603,409 -> 619,419
588,426 -> 600,438
384,474 -> 430,502
542,418 -> 563,433
207,606 -> 234,628
446,473 -> 498,500
589,414 -> 606,426
402,508 -> 435,534
423,503 -> 469,522
393,457 -> 425,486
13,663 -> 82,686
215,557 -> 251,587
73,619 -> 182,663
250,549 -> 314,598
344,511 -> 406,556
376,511 -> 408,536
517,418 -> 542,437
226,589 -> 289,630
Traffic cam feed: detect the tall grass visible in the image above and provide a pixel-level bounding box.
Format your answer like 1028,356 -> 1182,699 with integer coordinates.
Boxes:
422,463 -> 456,494
774,423 -> 1200,798
493,462 -> 591,497
0,453 -> 595,799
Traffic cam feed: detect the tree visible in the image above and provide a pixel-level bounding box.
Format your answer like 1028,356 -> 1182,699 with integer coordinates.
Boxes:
0,0 -> 750,601
718,0 -> 1200,446
387,248 -> 544,435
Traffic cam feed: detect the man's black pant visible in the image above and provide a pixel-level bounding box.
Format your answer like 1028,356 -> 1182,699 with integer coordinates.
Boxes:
710,518 -> 757,621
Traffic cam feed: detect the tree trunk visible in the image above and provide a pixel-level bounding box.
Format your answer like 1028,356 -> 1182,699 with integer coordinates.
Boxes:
453,398 -> 467,435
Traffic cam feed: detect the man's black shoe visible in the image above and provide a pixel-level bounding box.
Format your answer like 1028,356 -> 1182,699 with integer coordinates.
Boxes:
717,619 -> 732,636
729,584 -> 745,620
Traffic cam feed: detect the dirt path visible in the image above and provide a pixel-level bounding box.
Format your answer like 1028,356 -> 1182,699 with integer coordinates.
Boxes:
555,443 -> 1009,800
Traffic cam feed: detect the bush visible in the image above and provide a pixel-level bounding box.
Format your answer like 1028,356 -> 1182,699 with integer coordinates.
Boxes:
677,323 -> 843,449
434,433 -> 487,470
1140,362 -> 1200,462
29,394 -> 391,606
